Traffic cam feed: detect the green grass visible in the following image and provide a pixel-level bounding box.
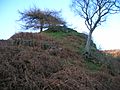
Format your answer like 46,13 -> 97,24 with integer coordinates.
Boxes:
85,60 -> 102,71
44,29 -> 88,54
44,31 -> 67,39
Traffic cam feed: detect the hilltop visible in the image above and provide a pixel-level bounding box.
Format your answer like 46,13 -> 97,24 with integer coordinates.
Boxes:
0,26 -> 120,90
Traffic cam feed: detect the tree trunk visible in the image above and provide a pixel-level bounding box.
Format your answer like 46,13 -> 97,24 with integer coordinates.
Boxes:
85,31 -> 93,55
40,26 -> 43,32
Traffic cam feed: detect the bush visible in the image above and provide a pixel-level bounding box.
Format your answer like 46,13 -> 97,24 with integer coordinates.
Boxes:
46,26 -> 77,33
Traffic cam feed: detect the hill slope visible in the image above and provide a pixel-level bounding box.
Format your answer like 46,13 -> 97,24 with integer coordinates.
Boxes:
0,27 -> 120,90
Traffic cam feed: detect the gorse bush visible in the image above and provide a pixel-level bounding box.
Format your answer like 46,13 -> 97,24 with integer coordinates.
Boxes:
46,26 -> 74,32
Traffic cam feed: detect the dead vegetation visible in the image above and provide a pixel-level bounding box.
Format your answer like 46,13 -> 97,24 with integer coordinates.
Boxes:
0,30 -> 120,90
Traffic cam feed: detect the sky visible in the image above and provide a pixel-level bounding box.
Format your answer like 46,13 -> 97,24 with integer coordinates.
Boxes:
0,0 -> 120,50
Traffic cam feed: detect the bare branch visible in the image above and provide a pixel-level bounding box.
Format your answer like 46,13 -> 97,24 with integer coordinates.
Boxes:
71,0 -> 120,32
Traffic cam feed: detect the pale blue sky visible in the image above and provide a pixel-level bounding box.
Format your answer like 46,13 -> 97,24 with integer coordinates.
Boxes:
0,0 -> 120,50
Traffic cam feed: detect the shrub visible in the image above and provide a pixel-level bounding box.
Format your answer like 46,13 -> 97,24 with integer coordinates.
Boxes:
46,26 -> 77,33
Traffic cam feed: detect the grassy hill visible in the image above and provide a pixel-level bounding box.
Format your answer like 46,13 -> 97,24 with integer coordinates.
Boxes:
0,27 -> 120,90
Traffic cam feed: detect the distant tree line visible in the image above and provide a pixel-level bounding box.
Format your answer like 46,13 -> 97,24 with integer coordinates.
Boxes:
19,7 -> 66,32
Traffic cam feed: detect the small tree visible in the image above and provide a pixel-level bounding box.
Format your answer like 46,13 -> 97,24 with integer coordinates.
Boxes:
44,9 -> 66,27
18,8 -> 66,32
71,0 -> 120,56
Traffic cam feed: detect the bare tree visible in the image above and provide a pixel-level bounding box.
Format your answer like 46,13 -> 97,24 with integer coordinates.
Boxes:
71,0 -> 120,56
18,8 -> 66,32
